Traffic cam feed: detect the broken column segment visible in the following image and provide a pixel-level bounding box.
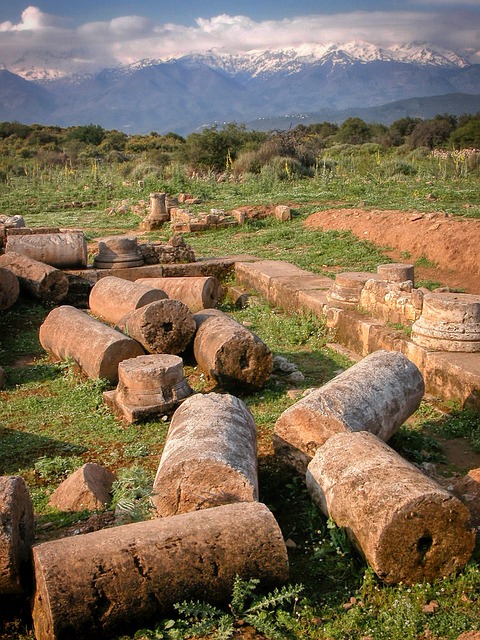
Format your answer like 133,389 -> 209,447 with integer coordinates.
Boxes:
143,192 -> 170,230
377,262 -> 415,285
103,354 -> 192,423
48,464 -> 116,512
152,392 -> 258,516
412,292 -> 480,352
0,251 -> 69,304
5,231 -> 87,269
0,266 -> 19,310
274,350 -> 424,474
0,476 -> 35,596
32,501 -> 289,640
89,276 -> 168,325
39,305 -> 144,384
93,235 -> 144,269
306,431 -> 475,585
326,271 -> 380,309
117,299 -> 196,355
136,276 -> 223,313
193,309 -> 273,390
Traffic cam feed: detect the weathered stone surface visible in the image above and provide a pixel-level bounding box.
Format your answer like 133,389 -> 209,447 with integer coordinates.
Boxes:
273,205 -> 291,222
0,251 -> 69,303
377,263 -> 415,284
449,468 -> 480,530
48,463 -> 116,512
326,271 -> 380,309
118,299 -> 196,355
89,276 -> 168,325
32,502 -> 289,640
39,305 -> 144,384
306,431 -> 475,585
0,476 -> 35,596
193,309 -> 273,390
143,192 -> 170,230
274,350 -> 424,474
0,266 -> 19,310
6,231 -> 87,268
152,393 -> 258,516
412,292 -> 480,352
359,278 -> 421,324
104,354 -> 192,423
235,260 -> 312,301
93,235 -> 144,269
136,276 -> 223,313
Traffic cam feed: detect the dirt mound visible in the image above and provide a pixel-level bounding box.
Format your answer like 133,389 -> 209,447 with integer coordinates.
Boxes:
305,208 -> 480,294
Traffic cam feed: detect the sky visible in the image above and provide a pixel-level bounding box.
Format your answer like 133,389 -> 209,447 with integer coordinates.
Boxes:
0,1 -> 479,74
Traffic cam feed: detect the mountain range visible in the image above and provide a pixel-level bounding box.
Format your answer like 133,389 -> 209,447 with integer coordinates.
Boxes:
1,42 -> 479,135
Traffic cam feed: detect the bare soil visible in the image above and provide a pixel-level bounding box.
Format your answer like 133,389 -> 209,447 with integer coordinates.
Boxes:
304,208 -> 480,294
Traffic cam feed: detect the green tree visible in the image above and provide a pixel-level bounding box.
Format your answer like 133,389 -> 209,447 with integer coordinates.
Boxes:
335,118 -> 372,145
449,115 -> 480,148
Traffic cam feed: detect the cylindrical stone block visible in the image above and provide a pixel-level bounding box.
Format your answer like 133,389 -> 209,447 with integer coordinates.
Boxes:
306,431 -> 475,585
32,502 -> 289,640
326,271 -> 379,309
0,251 -> 69,303
0,476 -> 35,596
150,192 -> 168,219
93,236 -> 144,269
412,292 -> 480,352
39,305 -> 144,384
0,266 -> 19,310
193,309 -> 273,390
118,299 -> 196,355
274,350 -> 425,474
116,354 -> 192,407
89,276 -> 168,325
377,263 -> 414,285
5,232 -> 87,268
136,276 -> 223,313
152,393 -> 258,516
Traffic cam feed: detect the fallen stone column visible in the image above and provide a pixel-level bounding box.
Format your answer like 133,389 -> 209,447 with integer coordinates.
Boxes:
274,350 -> 424,474
6,231 -> 87,268
152,393 -> 258,516
0,476 -> 35,596
0,251 -> 69,304
32,501 -> 289,640
0,266 -> 19,310
89,276 -> 168,325
118,299 -> 196,355
136,276 -> 223,312
306,431 -> 475,585
193,309 -> 273,390
39,305 -> 144,384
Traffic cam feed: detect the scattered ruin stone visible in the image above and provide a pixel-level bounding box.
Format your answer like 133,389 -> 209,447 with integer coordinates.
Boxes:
142,192 -> 170,230
32,501 -> 289,640
274,205 -> 291,222
170,207 -> 239,233
48,463 -> 116,512
449,468 -> 480,531
39,305 -> 144,384
0,215 -> 26,249
326,271 -> 381,309
306,431 -> 475,585
274,350 -> 425,474
0,476 -> 35,596
0,251 -> 69,304
359,278 -> 422,324
152,393 -> 258,516
377,262 -> 415,285
89,276 -> 168,325
0,266 -> 19,310
5,231 -> 88,269
137,235 -> 196,264
103,354 -> 192,423
226,285 -> 255,308
118,299 -> 196,355
412,292 -> 480,352
193,308 -> 273,390
93,235 -> 144,269
136,276 -> 223,313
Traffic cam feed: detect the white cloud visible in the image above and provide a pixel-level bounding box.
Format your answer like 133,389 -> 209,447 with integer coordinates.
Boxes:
0,6 -> 478,75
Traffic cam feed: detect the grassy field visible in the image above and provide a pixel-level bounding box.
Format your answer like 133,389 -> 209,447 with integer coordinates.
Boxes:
0,155 -> 479,639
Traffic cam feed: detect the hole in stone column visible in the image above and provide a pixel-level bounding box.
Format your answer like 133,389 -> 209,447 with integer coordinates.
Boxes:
239,352 -> 249,370
162,322 -> 173,333
417,534 -> 433,556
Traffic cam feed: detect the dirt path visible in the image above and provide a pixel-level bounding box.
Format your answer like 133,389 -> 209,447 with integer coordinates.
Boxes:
305,208 -> 480,294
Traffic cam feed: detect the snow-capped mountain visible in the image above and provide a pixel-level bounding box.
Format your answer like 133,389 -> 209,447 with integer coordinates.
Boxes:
0,41 -> 479,134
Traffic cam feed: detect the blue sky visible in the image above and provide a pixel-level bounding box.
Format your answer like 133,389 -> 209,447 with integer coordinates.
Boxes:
0,2 -> 479,74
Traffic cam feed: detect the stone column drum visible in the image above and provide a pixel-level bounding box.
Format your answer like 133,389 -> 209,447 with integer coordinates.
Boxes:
93,236 -> 144,269
39,305 -> 144,384
326,271 -> 380,309
377,263 -> 415,285
412,292 -> 480,352
0,251 -> 69,304
193,309 -> 273,390
0,476 -> 35,596
89,276 -> 168,325
0,266 -> 19,310
32,502 -> 289,640
306,431 -> 475,585
136,276 -> 223,313
6,231 -> 87,268
274,350 -> 425,474
152,393 -> 258,516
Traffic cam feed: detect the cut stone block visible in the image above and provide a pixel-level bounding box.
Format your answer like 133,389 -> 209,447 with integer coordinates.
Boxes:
93,235 -> 144,269
0,266 -> 19,310
377,263 -> 414,284
0,251 -> 69,304
136,276 -> 223,313
48,463 -> 116,512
